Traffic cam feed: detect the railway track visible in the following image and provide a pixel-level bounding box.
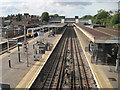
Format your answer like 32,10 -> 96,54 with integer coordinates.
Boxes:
30,26 -> 97,89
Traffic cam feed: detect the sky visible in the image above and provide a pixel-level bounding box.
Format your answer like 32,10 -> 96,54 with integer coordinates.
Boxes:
0,0 -> 120,18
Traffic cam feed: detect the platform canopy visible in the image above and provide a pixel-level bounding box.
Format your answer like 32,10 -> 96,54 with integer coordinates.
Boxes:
43,23 -> 66,28
27,23 -> 67,30
74,23 -> 120,44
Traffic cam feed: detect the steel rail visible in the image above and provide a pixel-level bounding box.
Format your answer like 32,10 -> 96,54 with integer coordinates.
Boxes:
70,28 -> 76,90
56,28 -> 69,89
75,37 -> 90,89
72,30 -> 83,89
47,31 -> 68,89
40,32 -> 67,89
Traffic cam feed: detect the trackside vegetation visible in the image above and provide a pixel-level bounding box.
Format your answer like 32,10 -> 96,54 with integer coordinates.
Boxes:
81,9 -> 120,29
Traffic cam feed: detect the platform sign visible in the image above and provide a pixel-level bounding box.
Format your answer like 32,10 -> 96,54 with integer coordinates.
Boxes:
18,42 -> 23,47
39,32 -> 44,36
39,32 -> 44,40
34,54 -> 40,61
106,37 -> 110,40
16,28 -> 21,30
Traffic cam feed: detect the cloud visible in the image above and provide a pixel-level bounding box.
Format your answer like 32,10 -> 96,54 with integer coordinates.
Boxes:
1,6 -> 20,14
0,0 -> 119,17
56,0 -> 119,2
54,2 -> 92,6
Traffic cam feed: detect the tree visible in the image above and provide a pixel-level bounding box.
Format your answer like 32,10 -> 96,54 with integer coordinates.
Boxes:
81,15 -> 93,19
109,10 -> 113,15
82,9 -> 119,29
16,14 -> 22,21
41,12 -> 49,22
110,13 -> 120,25
49,14 -> 59,18
97,9 -> 109,19
59,16 -> 65,18
49,15 -> 54,18
92,9 -> 110,25
53,14 -> 59,17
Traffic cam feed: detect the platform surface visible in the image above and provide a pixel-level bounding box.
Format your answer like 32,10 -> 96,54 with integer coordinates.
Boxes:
16,29 -> 65,88
0,28 -> 66,88
74,23 -> 120,44
74,27 -> 119,89
94,27 -> 119,37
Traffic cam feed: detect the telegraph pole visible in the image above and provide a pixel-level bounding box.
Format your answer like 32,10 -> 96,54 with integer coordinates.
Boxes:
24,25 -> 29,67
18,44 -> 21,62
6,31 -> 11,68
8,41 -> 11,68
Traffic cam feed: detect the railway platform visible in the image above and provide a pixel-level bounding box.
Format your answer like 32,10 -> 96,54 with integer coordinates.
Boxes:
30,26 -> 98,89
16,28 -> 66,88
0,27 -> 66,88
0,35 -> 25,55
74,26 -> 119,89
1,24 -> 119,89
0,39 -> 7,45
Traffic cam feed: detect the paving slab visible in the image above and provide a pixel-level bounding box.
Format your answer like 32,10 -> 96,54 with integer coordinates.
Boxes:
0,28 -> 66,88
74,27 -> 119,89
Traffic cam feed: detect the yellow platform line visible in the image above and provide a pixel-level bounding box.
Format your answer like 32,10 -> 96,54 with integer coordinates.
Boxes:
86,54 -> 114,89
74,26 -> 113,89
15,29 -> 66,88
25,61 -> 45,89
74,27 -> 102,88
15,61 -> 40,88
25,32 -> 65,89
86,53 -> 111,89
25,54 -> 47,89
16,48 -> 53,88
86,52 -> 103,88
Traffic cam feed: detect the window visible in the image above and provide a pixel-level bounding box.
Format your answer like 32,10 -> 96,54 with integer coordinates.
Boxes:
28,30 -> 32,33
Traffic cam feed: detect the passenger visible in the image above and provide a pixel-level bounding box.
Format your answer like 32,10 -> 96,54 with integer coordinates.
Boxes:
91,53 -> 94,63
90,42 -> 94,52
53,32 -> 55,36
91,44 -> 98,64
111,48 -> 115,56
91,49 -> 95,63
89,41 -> 93,52
115,47 -> 120,72
111,48 -> 117,61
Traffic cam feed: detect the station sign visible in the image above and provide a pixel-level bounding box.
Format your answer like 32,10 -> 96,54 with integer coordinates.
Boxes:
39,32 -> 44,36
18,42 -> 23,47
106,37 -> 110,40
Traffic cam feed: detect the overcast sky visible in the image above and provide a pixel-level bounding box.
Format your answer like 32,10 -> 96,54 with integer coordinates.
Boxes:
0,0 -> 119,17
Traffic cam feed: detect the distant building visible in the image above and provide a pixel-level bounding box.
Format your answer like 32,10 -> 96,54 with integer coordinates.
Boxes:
49,17 -> 91,24
31,15 -> 39,20
0,17 -> 3,27
24,13 -> 31,20
2,19 -> 11,27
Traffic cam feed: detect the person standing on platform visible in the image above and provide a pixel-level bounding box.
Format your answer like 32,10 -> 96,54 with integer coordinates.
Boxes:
115,46 -> 120,72
90,42 -> 94,63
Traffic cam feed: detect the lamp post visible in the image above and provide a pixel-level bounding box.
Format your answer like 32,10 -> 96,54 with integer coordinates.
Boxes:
17,42 -> 22,62
5,30 -> 11,68
8,41 -> 11,68
24,25 -> 29,67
